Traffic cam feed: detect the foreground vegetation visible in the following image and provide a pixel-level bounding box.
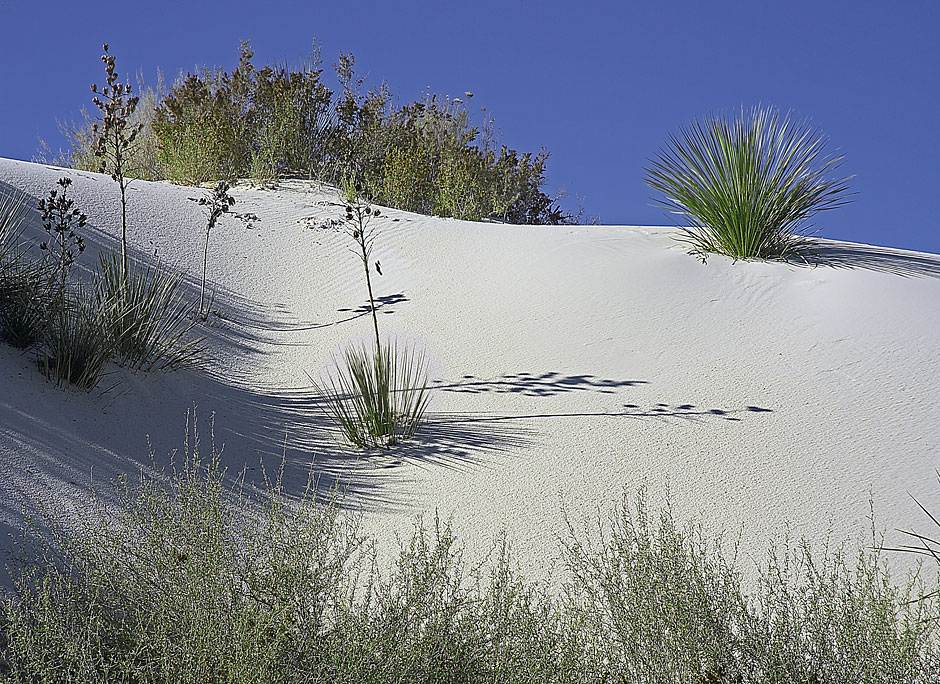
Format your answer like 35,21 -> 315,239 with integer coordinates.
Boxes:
0,423 -> 937,682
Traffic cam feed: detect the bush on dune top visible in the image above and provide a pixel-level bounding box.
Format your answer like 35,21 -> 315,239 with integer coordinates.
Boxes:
645,106 -> 853,261
1,421 -> 938,682
56,42 -> 573,225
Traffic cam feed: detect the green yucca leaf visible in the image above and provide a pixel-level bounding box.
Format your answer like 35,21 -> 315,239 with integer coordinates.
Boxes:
314,339 -> 430,449
645,107 -> 852,261
95,251 -> 204,373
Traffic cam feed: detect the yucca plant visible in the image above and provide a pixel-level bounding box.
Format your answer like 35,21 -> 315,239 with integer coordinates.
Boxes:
0,190 -> 30,267
645,107 -> 852,261
317,339 -> 430,448
0,192 -> 44,348
95,251 -> 203,373
38,284 -> 113,390
314,194 -> 431,448
0,262 -> 50,349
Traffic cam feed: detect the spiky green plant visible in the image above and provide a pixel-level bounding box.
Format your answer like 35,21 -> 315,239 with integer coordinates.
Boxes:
644,107 -> 852,261
0,192 -> 44,348
95,251 -> 203,373
0,262 -> 49,349
38,284 -> 113,390
0,190 -> 30,268
316,339 -> 430,448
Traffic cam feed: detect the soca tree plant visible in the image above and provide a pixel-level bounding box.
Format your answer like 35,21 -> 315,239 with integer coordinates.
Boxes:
91,43 -> 143,294
644,107 -> 852,261
313,189 -> 430,449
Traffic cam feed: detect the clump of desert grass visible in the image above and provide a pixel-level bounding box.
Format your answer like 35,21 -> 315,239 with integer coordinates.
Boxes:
1,420 -> 937,682
313,189 -> 430,449
645,106 -> 852,261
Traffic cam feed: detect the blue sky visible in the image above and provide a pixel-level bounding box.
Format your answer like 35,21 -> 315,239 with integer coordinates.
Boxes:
1,1 -> 938,253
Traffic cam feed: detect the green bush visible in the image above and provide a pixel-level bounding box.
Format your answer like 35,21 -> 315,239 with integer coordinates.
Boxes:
2,437 -> 937,682
644,106 -> 852,261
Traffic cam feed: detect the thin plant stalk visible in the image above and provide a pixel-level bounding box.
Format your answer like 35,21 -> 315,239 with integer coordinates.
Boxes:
343,196 -> 382,352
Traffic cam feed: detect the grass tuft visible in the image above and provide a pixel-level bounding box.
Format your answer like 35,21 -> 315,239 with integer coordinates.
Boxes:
37,284 -> 112,390
645,106 -> 853,261
95,250 -> 204,373
315,339 -> 430,448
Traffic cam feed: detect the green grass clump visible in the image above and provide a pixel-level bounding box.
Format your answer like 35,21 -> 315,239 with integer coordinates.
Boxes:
2,435 -> 937,682
645,106 -> 852,261
318,339 -> 430,448
0,192 -> 44,348
37,285 -> 113,390
95,251 -> 204,373
0,263 -> 49,349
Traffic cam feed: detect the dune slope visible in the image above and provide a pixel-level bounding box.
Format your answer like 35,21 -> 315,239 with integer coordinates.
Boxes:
1,157 -> 939,584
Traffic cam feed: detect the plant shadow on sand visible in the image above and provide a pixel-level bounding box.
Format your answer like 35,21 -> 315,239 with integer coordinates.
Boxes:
793,239 -> 940,279
431,372 -> 647,397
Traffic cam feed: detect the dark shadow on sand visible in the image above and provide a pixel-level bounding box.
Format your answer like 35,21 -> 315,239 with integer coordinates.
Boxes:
793,239 -> 940,279
431,372 -> 647,397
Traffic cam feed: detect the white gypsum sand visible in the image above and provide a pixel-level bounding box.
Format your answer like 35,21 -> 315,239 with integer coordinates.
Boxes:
1,156 -> 938,588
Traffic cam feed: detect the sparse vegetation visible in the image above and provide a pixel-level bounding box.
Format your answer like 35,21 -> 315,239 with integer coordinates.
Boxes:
645,106 -> 852,261
0,176 -> 203,390
313,194 -> 430,448
0,434 -> 936,682
90,43 -> 144,292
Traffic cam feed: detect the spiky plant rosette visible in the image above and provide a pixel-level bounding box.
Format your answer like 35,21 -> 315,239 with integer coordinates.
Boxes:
645,107 -> 852,261
314,338 -> 430,449
38,284 -> 113,390
95,251 -> 204,373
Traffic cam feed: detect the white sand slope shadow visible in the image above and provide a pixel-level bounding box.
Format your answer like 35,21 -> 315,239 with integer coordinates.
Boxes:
1,157 -> 939,589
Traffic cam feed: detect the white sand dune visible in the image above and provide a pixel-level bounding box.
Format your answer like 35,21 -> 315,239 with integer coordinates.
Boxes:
1,156 -> 938,586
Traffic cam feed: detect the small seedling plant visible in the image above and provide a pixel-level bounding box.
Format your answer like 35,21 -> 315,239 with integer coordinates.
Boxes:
196,181 -> 235,319
38,177 -> 86,306
91,43 -> 143,294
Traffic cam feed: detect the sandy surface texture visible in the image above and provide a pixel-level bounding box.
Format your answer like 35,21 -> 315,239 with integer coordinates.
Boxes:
1,157 -> 939,587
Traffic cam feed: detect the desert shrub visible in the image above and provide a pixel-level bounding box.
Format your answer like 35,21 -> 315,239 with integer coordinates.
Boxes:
250,55 -> 336,179
645,106 -> 853,261
153,42 -> 333,185
95,250 -> 203,373
2,442 -> 938,682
